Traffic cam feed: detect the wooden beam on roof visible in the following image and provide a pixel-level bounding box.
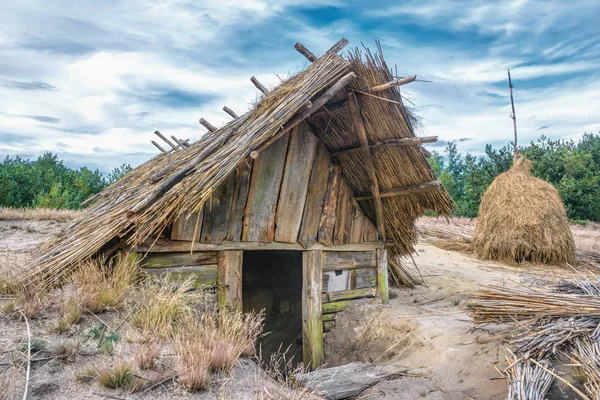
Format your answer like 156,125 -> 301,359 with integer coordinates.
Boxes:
199,118 -> 217,132
154,130 -> 178,150
362,75 -> 417,93
172,136 -> 190,149
355,180 -> 442,201
294,42 -> 318,62
250,76 -> 269,94
347,91 -> 386,242
222,106 -> 238,119
151,140 -> 167,153
331,136 -> 438,157
250,72 -> 357,159
324,38 -> 349,56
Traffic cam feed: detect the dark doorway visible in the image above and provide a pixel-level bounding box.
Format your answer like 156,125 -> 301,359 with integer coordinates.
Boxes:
242,250 -> 303,365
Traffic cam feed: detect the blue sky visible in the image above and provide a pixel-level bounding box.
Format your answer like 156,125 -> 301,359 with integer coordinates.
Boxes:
1,0 -> 599,172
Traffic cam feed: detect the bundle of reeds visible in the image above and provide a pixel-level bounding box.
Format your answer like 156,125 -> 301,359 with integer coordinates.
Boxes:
504,354 -> 554,400
569,339 -> 600,399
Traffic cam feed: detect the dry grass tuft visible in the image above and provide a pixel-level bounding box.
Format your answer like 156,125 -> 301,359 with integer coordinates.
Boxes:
14,283 -> 48,318
133,336 -> 160,370
255,345 -> 314,400
52,340 -> 81,362
72,253 -> 140,313
0,207 -> 81,221
172,322 -> 212,391
49,297 -> 82,333
472,155 -> 575,265
95,362 -> 135,389
130,278 -> 196,339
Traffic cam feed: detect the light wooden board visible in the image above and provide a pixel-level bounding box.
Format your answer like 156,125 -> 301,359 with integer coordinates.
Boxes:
144,264 -> 217,287
242,133 -> 290,242
298,142 -> 332,248
227,159 -> 253,241
323,251 -> 377,271
303,250 -> 324,370
201,172 -> 236,243
333,183 -> 351,245
318,165 -> 342,247
275,124 -> 319,243
217,250 -> 243,311
142,252 -> 218,268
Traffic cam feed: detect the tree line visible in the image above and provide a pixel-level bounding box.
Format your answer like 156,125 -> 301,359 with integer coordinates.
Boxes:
0,152 -> 131,210
429,133 -> 600,222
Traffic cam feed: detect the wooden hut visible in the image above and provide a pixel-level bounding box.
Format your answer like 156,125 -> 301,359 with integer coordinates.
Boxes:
20,39 -> 452,369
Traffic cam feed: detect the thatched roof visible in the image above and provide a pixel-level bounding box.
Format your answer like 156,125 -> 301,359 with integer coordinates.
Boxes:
19,39 -> 452,287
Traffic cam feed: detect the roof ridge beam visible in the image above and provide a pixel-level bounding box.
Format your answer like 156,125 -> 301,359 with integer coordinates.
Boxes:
331,136 -> 438,157
295,38 -> 348,63
355,180 -> 442,201
347,91 -> 386,242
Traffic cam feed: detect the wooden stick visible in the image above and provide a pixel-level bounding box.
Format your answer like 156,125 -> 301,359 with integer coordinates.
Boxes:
199,118 -> 217,132
170,136 -> 189,148
362,75 -> 417,93
331,136 -> 438,157
355,180 -> 442,201
324,38 -> 349,56
347,91 -> 386,242
294,42 -> 317,62
508,69 -> 518,158
20,311 -> 31,400
151,140 -> 167,153
250,76 -> 268,94
250,72 -> 356,159
222,106 -> 238,118
154,130 -> 178,150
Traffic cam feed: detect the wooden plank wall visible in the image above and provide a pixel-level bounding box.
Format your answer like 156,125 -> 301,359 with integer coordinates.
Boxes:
321,250 -> 378,333
170,123 -> 379,247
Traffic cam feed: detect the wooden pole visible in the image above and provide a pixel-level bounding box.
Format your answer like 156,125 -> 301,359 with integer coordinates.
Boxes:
151,140 -> 167,153
217,250 -> 243,311
302,250 -> 323,370
222,106 -> 238,119
199,118 -> 217,133
294,42 -> 317,62
324,38 -> 349,56
508,69 -> 518,158
347,91 -> 386,242
250,76 -> 269,94
362,75 -> 417,93
331,136 -> 438,157
171,136 -> 189,149
377,248 -> 389,303
154,130 -> 178,150
355,180 -> 442,201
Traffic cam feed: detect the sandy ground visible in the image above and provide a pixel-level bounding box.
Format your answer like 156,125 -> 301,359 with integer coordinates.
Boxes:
0,218 -> 590,399
325,244 -> 582,400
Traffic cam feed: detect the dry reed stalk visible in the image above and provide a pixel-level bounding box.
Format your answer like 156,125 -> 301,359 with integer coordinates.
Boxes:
504,354 -> 554,400
0,207 -> 81,221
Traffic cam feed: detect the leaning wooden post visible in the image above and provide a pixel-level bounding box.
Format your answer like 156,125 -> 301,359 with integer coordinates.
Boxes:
217,250 -> 243,311
376,248 -> 389,303
302,250 -> 323,370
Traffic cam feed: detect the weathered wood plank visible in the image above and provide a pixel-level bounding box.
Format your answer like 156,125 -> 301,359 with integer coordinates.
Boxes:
355,180 -> 442,201
275,124 -> 319,243
347,92 -> 386,242
302,250 -> 323,370
349,205 -> 364,244
145,265 -> 217,287
298,143 -> 331,248
217,251 -> 243,311
323,251 -> 376,271
170,209 -> 203,241
317,165 -> 342,247
129,240 -> 384,253
295,362 -> 397,400
322,300 -> 352,314
242,133 -> 290,242
227,159 -> 253,241
333,183 -> 351,245
362,217 -> 379,242
201,172 -> 236,243
322,313 -> 337,322
142,252 -> 218,268
322,287 -> 376,303
377,248 -> 389,303
331,135 -> 437,157
323,320 -> 335,332
355,268 -> 377,289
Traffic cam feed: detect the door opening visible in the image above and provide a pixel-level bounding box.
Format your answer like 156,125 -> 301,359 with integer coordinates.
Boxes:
242,250 -> 303,365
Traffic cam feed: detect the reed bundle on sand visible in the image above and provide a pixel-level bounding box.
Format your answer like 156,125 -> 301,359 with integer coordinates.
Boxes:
12,39 -> 452,288
504,354 -> 554,400
473,155 -> 575,265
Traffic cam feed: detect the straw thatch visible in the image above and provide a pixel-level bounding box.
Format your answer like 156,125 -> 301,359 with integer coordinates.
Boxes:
472,155 -> 575,265
15,40 -> 451,287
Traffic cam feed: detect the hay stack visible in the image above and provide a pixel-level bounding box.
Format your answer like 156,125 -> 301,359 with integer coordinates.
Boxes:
472,155 -> 575,265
